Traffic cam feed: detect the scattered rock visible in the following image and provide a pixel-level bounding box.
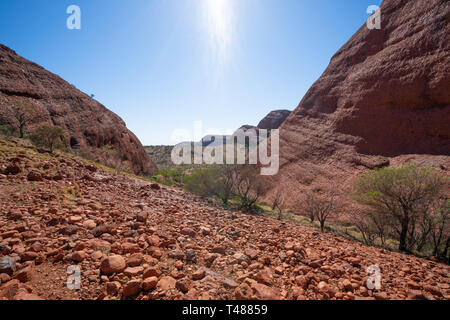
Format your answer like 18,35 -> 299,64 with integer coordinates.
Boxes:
27,171 -> 43,182
100,255 -> 126,275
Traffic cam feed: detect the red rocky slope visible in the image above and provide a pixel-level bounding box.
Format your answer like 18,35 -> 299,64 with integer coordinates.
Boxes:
0,138 -> 449,300
0,44 -> 157,175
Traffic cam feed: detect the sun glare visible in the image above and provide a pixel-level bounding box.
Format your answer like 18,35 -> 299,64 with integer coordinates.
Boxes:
201,0 -> 234,66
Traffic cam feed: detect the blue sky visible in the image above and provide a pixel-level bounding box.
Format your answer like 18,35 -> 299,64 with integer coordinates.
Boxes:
0,0 -> 382,145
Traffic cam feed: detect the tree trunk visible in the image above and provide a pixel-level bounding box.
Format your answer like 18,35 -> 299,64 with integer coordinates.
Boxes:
320,220 -> 325,232
19,123 -> 25,138
442,237 -> 450,264
399,220 -> 409,252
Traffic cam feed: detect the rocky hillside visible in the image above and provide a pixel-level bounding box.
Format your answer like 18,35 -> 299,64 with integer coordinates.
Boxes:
0,44 -> 157,175
266,0 -> 450,206
0,137 -> 449,300
143,146 -> 173,169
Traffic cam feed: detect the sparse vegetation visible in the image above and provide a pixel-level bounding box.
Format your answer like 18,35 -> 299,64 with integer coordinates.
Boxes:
353,164 -> 449,260
184,166 -> 234,205
0,125 -> 17,137
30,124 -> 65,153
11,100 -> 35,138
300,190 -> 339,232
272,189 -> 285,220
182,164 -> 266,213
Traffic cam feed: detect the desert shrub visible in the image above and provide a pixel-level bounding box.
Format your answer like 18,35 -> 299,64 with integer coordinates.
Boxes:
429,199 -> 449,263
300,190 -> 339,232
100,144 -> 119,168
353,164 -> 448,253
272,189 -> 285,220
0,125 -> 17,137
30,125 -> 64,153
11,100 -> 35,138
153,167 -> 186,187
184,165 -> 234,204
233,165 -> 267,213
352,207 -> 392,247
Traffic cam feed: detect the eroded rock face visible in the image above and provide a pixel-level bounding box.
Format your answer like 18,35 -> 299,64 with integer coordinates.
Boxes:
257,110 -> 291,130
0,44 -> 157,175
267,0 -> 450,206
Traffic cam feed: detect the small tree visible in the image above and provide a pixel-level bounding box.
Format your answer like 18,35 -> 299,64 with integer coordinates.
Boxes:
233,165 -> 267,212
11,100 -> 34,138
301,190 -> 338,232
430,198 -> 449,262
100,144 -> 119,168
352,207 -> 392,247
184,166 -> 234,205
30,125 -> 64,153
272,189 -> 285,220
353,164 -> 448,252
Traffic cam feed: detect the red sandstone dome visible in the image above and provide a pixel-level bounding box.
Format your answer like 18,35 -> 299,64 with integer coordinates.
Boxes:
266,0 -> 450,206
0,44 -> 157,175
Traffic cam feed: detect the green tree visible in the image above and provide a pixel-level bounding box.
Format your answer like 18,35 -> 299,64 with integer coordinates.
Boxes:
11,100 -> 35,138
30,125 -> 64,153
353,164 -> 448,252
184,166 -> 234,205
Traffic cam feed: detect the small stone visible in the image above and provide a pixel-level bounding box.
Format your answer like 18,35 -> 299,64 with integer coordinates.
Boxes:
176,278 -> 192,293
13,264 -> 34,283
192,268 -> 206,280
0,256 -> 17,276
175,260 -> 184,270
71,251 -> 86,262
168,250 -> 185,260
185,249 -> 197,263
83,220 -> 97,229
5,163 -> 21,175
251,282 -> 280,300
123,280 -> 142,298
295,275 -> 308,290
342,279 -> 353,291
212,246 -> 226,255
69,216 -> 82,223
143,277 -> 158,291
157,276 -> 176,291
127,253 -> 143,267
181,227 -> 196,237
100,255 -> 126,275
137,211 -> 148,223
244,248 -> 259,260
106,281 -> 121,296
27,171 -> 43,182
13,292 -> 44,300
0,279 -> 20,299
0,273 -> 11,284
143,266 -> 161,279
124,266 -> 144,277
59,225 -> 79,235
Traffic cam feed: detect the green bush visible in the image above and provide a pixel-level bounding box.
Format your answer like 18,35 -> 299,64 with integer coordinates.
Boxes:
30,125 -> 65,153
184,166 -> 234,205
353,164 -> 448,255
0,125 -> 17,137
